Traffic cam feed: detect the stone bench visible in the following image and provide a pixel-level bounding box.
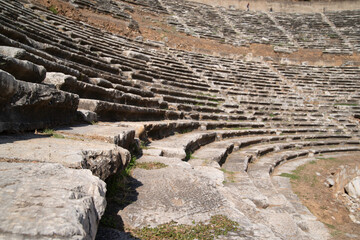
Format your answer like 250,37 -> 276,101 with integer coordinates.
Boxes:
0,70 -> 78,133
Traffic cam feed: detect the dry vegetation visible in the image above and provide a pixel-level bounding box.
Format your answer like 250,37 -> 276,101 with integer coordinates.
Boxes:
280,154 -> 360,240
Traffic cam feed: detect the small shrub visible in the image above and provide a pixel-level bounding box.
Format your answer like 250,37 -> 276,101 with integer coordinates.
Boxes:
140,141 -> 149,150
185,152 -> 195,160
41,129 -> 64,139
48,5 -> 58,14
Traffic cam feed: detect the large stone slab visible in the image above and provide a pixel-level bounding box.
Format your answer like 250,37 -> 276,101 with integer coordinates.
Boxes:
149,131 -> 217,159
56,123 -> 136,150
119,155 -> 228,228
78,98 -> 182,121
0,134 -> 130,180
0,54 -> 46,83
0,70 -> 79,133
0,162 -> 106,240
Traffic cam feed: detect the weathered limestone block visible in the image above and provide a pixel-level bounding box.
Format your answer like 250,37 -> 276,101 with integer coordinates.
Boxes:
0,162 -> 106,240
56,123 -> 136,150
345,176 -> 360,198
119,156 -> 227,228
89,78 -> 114,88
0,134 -> 130,180
123,50 -> 151,62
78,109 -> 98,123
0,70 -> 79,133
43,71 -> 77,89
0,46 -> 26,59
79,98 -> 182,121
150,132 -> 217,159
0,54 -> 46,83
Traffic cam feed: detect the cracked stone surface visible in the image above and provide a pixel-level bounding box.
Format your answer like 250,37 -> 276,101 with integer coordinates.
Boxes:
0,162 -> 106,240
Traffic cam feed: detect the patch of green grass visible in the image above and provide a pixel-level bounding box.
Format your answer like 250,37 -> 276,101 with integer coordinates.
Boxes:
292,164 -> 305,175
140,141 -> 149,150
325,223 -> 336,229
221,168 -> 236,183
309,160 -> 317,164
41,129 -> 65,139
136,162 -> 167,170
105,154 -> 138,210
131,215 -> 240,240
52,133 -> 65,139
185,152 -> 195,160
279,172 -> 300,180
48,5 -> 58,14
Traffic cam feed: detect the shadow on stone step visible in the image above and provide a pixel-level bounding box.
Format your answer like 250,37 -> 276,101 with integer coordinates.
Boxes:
96,175 -> 142,240
0,133 -> 49,144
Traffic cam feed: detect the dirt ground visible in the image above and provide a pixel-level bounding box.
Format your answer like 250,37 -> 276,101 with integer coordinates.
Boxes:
29,0 -> 360,66
286,154 -> 360,240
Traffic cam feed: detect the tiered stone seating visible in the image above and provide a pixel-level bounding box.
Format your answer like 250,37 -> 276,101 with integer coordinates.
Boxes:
325,10 -> 360,52
219,8 -> 294,49
273,12 -> 352,54
0,0 -> 188,122
64,0 -> 133,20
163,0 -> 236,43
273,63 -> 360,133
117,0 -> 168,14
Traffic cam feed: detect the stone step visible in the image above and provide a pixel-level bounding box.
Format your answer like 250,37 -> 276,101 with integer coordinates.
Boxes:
149,131 -> 217,160
55,123 -> 136,150
0,133 -> 130,180
0,70 -> 78,133
0,162 -> 106,240
78,98 -> 183,121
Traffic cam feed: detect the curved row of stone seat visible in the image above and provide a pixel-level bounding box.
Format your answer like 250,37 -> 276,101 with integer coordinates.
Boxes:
113,118 -> 359,239
140,121 -> 345,160
0,0 -> 217,122
3,0 -> 359,129
159,0 -> 359,53
65,0 -> 133,21
178,125 -> 360,239
218,8 -> 294,49
325,10 -> 360,52
273,12 -> 351,54
273,62 -> 360,134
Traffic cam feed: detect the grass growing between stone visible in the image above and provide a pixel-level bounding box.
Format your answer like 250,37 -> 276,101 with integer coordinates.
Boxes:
130,215 -> 240,240
221,168 -> 236,184
136,162 -> 167,170
279,172 -> 300,180
100,155 -> 139,230
41,129 -> 65,139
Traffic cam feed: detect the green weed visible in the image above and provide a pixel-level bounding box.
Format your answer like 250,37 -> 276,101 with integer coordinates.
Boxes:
131,215 -> 240,240
136,162 -> 167,170
48,5 -> 58,14
41,129 -> 64,139
279,172 -> 300,180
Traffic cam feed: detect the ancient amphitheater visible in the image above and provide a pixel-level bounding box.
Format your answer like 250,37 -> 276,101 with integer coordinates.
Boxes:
1,0 -> 360,239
